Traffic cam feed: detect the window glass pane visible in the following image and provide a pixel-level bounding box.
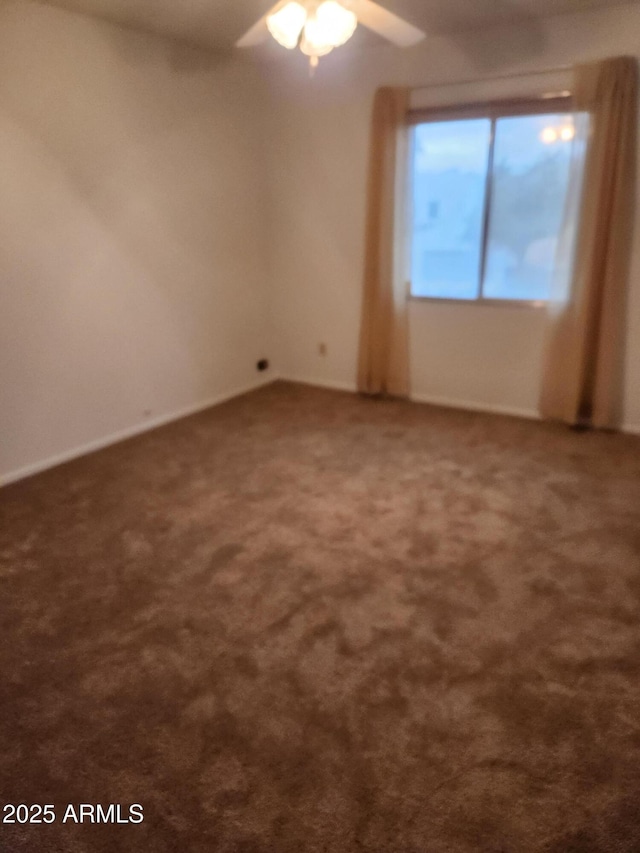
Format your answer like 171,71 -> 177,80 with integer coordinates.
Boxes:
483,113 -> 576,301
411,119 -> 491,299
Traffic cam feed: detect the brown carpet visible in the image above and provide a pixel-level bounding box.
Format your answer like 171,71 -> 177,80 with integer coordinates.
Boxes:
1,380 -> 640,853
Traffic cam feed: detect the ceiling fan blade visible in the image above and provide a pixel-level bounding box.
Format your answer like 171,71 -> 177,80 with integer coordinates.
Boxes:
351,0 -> 425,47
236,16 -> 270,48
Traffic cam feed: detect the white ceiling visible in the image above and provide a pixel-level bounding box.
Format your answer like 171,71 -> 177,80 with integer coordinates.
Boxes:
35,0 -> 639,51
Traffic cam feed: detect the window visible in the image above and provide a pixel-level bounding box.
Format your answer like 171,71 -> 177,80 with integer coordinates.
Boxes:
409,104 -> 584,302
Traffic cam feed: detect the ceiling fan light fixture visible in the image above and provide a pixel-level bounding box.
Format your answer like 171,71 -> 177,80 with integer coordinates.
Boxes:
237,0 -> 426,64
266,1 -> 307,49
266,0 -> 358,66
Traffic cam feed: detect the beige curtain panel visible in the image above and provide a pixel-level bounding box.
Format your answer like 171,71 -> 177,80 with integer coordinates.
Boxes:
540,56 -> 638,428
357,87 -> 410,397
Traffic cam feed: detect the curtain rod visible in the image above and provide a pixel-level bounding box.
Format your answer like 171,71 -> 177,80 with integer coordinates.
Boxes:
411,64 -> 573,93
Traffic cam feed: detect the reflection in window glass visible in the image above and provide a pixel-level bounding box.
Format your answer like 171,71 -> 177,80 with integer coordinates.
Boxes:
410,119 -> 491,299
483,113 -> 576,301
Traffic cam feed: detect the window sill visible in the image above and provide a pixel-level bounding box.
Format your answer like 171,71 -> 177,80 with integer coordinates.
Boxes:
408,295 -> 547,309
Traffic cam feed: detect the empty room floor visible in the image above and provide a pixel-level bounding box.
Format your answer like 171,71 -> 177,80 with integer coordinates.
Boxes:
1,381 -> 640,852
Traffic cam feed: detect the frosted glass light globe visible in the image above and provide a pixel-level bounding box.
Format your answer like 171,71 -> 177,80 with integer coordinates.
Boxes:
267,2 -> 308,49
316,1 -> 358,47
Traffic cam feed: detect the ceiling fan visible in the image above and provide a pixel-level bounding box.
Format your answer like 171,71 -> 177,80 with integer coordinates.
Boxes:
236,0 -> 425,71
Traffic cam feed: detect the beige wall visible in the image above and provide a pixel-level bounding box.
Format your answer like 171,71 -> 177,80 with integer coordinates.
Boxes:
0,0 -> 274,483
263,3 -> 640,429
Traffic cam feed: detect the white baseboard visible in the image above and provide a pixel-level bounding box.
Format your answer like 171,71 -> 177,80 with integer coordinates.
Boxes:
281,375 -> 539,421
1,374 -> 277,488
409,392 -> 540,422
283,377 -> 640,436
280,375 -> 358,394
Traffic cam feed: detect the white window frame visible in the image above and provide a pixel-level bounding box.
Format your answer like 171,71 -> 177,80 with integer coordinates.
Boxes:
407,72 -> 576,308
